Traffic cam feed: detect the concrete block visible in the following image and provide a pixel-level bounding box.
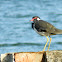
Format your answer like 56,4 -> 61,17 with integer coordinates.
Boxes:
46,50 -> 62,62
14,52 -> 44,62
1,53 -> 14,62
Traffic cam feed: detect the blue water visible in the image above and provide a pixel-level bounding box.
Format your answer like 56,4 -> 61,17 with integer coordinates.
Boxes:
0,0 -> 62,54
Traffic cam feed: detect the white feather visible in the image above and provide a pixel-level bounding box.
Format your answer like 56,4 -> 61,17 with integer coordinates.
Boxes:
37,18 -> 40,21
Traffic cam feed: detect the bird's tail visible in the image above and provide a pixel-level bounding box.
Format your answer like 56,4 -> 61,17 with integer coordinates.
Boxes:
55,28 -> 62,34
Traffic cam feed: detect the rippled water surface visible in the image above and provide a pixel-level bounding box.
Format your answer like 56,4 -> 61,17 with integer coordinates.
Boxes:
0,0 -> 62,54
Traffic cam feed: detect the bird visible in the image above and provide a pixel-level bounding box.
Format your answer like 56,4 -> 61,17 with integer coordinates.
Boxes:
30,16 -> 62,51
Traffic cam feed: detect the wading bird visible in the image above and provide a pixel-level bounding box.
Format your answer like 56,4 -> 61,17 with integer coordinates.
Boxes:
30,16 -> 62,51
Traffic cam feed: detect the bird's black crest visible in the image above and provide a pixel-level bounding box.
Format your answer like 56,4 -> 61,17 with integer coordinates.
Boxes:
32,16 -> 40,19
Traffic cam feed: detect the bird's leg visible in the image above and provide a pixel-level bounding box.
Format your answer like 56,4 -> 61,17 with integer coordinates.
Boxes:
47,37 -> 52,51
43,36 -> 49,51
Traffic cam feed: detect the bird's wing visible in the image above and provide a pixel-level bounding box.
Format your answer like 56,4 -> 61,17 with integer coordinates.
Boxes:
35,20 -> 56,34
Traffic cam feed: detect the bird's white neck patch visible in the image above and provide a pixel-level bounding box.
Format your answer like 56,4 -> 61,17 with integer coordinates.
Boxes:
37,18 -> 40,21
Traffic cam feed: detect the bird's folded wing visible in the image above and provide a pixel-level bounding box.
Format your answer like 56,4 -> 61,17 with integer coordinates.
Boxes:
35,20 -> 56,34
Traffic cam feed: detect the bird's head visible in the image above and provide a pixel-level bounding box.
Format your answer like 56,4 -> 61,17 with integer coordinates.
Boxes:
30,16 -> 40,21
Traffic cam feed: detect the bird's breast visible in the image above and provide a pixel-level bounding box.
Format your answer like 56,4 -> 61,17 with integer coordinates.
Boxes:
34,27 -> 46,36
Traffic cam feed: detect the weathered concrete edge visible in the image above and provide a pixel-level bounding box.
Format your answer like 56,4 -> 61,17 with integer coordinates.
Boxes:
1,51 -> 45,62
0,50 -> 62,62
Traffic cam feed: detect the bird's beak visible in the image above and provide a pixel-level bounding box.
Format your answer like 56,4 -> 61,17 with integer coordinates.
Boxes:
30,17 -> 37,21
30,18 -> 34,21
